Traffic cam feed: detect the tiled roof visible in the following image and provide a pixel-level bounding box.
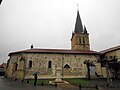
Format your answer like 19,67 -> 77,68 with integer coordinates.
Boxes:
100,45 -> 120,54
8,48 -> 100,56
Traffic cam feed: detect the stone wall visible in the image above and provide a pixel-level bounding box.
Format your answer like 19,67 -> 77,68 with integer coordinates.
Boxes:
116,50 -> 120,61
6,53 -> 100,80
6,54 -> 25,80
71,33 -> 90,50
104,49 -> 120,61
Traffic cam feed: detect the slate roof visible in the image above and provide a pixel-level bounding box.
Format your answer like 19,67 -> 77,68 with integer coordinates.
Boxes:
8,48 -> 100,56
100,45 -> 120,54
83,25 -> 88,34
74,10 -> 84,34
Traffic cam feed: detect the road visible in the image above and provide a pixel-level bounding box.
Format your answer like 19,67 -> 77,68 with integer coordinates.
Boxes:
0,77 -> 79,90
1,77 -> 120,90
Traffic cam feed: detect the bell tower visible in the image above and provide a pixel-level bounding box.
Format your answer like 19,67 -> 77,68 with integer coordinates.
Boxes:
71,10 -> 90,50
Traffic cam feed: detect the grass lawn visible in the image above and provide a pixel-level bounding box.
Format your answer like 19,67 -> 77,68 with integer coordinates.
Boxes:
63,78 -> 89,85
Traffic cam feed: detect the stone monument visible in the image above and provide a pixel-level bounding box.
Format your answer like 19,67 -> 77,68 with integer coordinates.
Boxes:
55,67 -> 62,82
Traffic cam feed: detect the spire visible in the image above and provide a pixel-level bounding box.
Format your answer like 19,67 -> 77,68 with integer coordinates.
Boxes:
74,9 -> 83,34
83,25 -> 88,34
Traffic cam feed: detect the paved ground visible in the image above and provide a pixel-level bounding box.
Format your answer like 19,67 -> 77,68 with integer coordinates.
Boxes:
0,77 -> 120,90
82,78 -> 120,90
0,77 -> 83,90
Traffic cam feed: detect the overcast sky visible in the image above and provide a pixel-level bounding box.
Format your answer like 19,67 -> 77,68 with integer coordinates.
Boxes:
0,0 -> 120,63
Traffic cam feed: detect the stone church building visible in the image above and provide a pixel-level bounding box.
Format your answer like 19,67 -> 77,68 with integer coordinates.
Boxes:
6,10 -> 102,80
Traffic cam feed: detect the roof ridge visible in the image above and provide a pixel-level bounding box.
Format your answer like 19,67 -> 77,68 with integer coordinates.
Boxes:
100,45 -> 120,53
8,48 -> 100,56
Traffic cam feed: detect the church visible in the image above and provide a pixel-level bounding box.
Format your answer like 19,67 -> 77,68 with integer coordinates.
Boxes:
6,10 -> 102,80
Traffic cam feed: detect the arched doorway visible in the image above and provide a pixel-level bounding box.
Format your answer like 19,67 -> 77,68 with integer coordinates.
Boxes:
64,64 -> 70,68
63,64 -> 71,75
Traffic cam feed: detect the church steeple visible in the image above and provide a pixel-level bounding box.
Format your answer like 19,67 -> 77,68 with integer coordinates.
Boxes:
71,9 -> 90,51
83,25 -> 88,34
74,10 -> 83,34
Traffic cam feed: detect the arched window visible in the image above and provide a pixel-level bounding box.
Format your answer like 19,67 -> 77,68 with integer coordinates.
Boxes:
64,64 -> 70,68
29,60 -> 32,68
14,63 -> 18,71
83,37 -> 85,44
48,61 -> 52,68
77,36 -> 81,44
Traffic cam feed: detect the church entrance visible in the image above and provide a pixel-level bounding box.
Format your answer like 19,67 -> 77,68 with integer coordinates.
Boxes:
89,65 -> 96,77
